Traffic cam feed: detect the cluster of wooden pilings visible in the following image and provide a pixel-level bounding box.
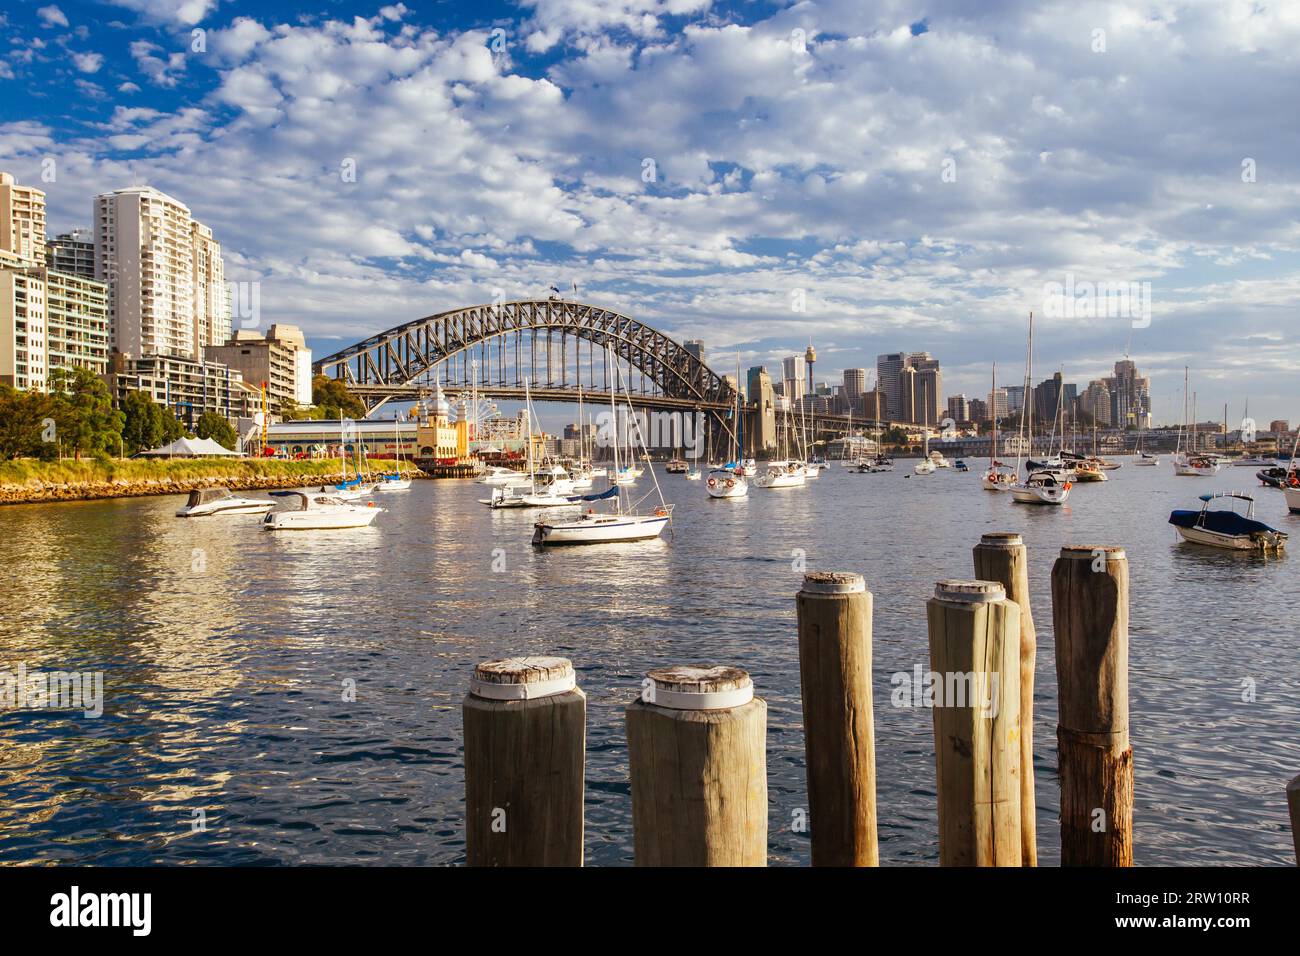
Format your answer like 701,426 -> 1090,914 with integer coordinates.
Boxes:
460,534 -> 1144,866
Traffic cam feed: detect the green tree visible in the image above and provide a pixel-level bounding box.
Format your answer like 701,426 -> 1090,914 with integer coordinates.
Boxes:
0,385 -> 57,459
195,411 -> 238,450
121,390 -> 163,454
311,375 -> 366,419
47,368 -> 124,460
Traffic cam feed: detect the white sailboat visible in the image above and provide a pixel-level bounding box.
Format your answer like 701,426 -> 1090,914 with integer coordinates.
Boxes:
756,400 -> 806,488
982,363 -> 1017,491
483,379 -> 581,509
375,419 -> 412,492
1010,312 -> 1070,506
533,346 -> 673,545
913,395 -> 936,475
707,355 -> 749,499
1173,369 -> 1220,476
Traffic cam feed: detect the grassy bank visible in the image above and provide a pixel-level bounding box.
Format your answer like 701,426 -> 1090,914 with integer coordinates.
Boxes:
0,457 -> 423,505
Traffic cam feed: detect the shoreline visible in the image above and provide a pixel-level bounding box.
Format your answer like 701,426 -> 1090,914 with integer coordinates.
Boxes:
0,458 -> 426,507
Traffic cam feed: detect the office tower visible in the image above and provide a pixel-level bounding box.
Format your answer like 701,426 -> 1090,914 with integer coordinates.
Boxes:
968,397 -> 988,423
1005,385 -> 1026,416
989,387 -> 1009,422
946,394 -> 969,422
843,367 -> 867,398
875,352 -> 905,419
782,354 -> 806,402
46,229 -> 95,278
94,184 -> 229,360
684,339 -> 705,367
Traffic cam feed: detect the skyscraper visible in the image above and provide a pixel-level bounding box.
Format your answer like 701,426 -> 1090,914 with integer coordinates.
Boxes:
782,354 -> 806,402
94,185 -> 229,361
946,394 -> 969,422
877,351 -> 942,423
684,339 -> 705,367
843,367 -> 867,398
46,229 -> 95,279
875,352 -> 905,419
0,171 -> 46,264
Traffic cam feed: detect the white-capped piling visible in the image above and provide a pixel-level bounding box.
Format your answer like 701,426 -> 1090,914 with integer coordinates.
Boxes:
926,580 -> 1023,866
795,571 -> 878,866
1051,545 -> 1133,867
626,665 -> 767,866
462,656 -> 586,866
973,532 -> 1038,866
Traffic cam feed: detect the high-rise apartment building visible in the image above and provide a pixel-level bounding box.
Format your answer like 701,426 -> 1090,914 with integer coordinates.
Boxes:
1080,380 -> 1113,426
0,174 -> 110,391
204,324 -> 313,414
0,172 -> 46,264
46,229 -> 95,278
95,185 -> 229,361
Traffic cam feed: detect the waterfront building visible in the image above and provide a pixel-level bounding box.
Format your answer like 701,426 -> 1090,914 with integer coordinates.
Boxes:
46,229 -> 95,279
266,418 -> 419,459
0,172 -> 46,265
106,352 -> 253,426
414,382 -> 462,462
204,324 -> 313,415
94,185 -> 230,360
1269,419 -> 1289,435
1,252 -> 110,392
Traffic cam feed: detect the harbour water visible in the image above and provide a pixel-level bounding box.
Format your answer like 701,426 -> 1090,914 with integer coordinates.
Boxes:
0,461 -> 1296,866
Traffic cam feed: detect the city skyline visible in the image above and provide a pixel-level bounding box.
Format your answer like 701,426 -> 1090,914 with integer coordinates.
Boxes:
1,1 -> 1296,424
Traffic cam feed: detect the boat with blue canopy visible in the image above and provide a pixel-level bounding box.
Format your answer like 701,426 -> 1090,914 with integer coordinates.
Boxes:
1168,492 -> 1287,552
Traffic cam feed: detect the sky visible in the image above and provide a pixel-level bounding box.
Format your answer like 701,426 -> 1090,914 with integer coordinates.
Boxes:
2,0 -> 1297,427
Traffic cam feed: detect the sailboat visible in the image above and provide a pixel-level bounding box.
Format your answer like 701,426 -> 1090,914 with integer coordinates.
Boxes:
1010,313 -> 1070,506
1073,421 -> 1108,482
982,363 -> 1017,491
755,399 -> 807,488
375,419 -> 412,492
327,420 -> 375,500
532,346 -> 673,545
1283,428 -> 1300,514
1173,368 -> 1220,476
707,355 -> 749,499
913,395 -> 936,475
483,378 -> 581,509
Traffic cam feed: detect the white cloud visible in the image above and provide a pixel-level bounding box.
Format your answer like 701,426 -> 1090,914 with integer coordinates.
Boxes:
72,52 -> 104,73
37,5 -> 69,28
130,39 -> 187,87
108,0 -> 218,27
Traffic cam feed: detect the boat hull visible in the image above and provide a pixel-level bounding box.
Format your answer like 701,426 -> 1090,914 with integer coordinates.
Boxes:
532,515 -> 669,545
1286,488 -> 1300,514
1174,525 -> 1285,551
264,509 -> 381,530
176,499 -> 274,517
706,475 -> 748,498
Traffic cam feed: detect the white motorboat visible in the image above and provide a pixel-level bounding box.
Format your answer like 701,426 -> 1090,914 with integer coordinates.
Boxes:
929,451 -> 951,469
175,487 -> 274,518
913,458 -> 936,475
263,492 -> 383,530
706,468 -> 748,498
1011,470 -> 1071,505
1169,492 -> 1287,551
1135,451 -> 1159,466
1234,456 -> 1274,467
478,465 -> 523,485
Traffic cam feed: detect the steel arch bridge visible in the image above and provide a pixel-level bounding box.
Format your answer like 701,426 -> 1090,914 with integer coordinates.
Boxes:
313,299 -> 737,418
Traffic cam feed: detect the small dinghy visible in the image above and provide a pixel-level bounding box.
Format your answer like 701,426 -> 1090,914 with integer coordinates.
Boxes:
1168,492 -> 1287,552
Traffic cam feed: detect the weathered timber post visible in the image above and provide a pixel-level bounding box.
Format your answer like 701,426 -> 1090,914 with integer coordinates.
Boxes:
1051,545 -> 1133,866
795,571 -> 878,866
463,656 -> 585,866
927,580 -> 1022,866
626,665 -> 767,866
1287,775 -> 1300,864
973,532 -> 1038,866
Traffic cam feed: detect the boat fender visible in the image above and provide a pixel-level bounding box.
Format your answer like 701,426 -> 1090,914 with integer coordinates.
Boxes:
1063,481 -> 1072,491
707,478 -> 717,487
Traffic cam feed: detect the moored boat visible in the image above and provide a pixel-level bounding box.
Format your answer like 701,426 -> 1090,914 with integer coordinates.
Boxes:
1011,469 -> 1071,505
1168,492 -> 1287,551
176,487 -> 274,518
263,492 -> 382,530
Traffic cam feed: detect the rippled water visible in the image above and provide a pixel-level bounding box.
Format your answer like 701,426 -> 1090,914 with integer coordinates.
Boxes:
0,460 -> 1296,866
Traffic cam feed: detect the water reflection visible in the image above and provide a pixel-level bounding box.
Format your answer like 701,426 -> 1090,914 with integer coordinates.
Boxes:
0,462 -> 1296,865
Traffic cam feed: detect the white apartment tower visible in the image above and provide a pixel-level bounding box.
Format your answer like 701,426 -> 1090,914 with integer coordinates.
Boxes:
95,185 -> 229,361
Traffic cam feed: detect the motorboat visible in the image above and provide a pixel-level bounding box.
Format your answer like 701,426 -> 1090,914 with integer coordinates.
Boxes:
929,451 -> 951,469
263,492 -> 383,530
175,487 -> 274,518
706,468 -> 748,498
665,457 -> 688,473
1256,466 -> 1293,489
478,465 -> 524,485
1169,492 -> 1287,551
481,464 -> 576,507
954,459 -> 969,472
913,457 -> 936,475
1135,451 -> 1159,466
1234,456 -> 1274,467
1073,459 -> 1108,482
1010,470 -> 1071,505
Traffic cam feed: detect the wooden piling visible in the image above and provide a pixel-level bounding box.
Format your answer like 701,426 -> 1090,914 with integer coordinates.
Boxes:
1051,545 -> 1133,867
973,532 -> 1038,866
626,665 -> 767,866
462,656 -> 585,866
795,571 -> 878,866
927,580 -> 1022,866
1288,774 -> 1300,864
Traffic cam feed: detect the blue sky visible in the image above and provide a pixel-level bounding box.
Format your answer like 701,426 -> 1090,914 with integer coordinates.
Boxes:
2,0 -> 1298,425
